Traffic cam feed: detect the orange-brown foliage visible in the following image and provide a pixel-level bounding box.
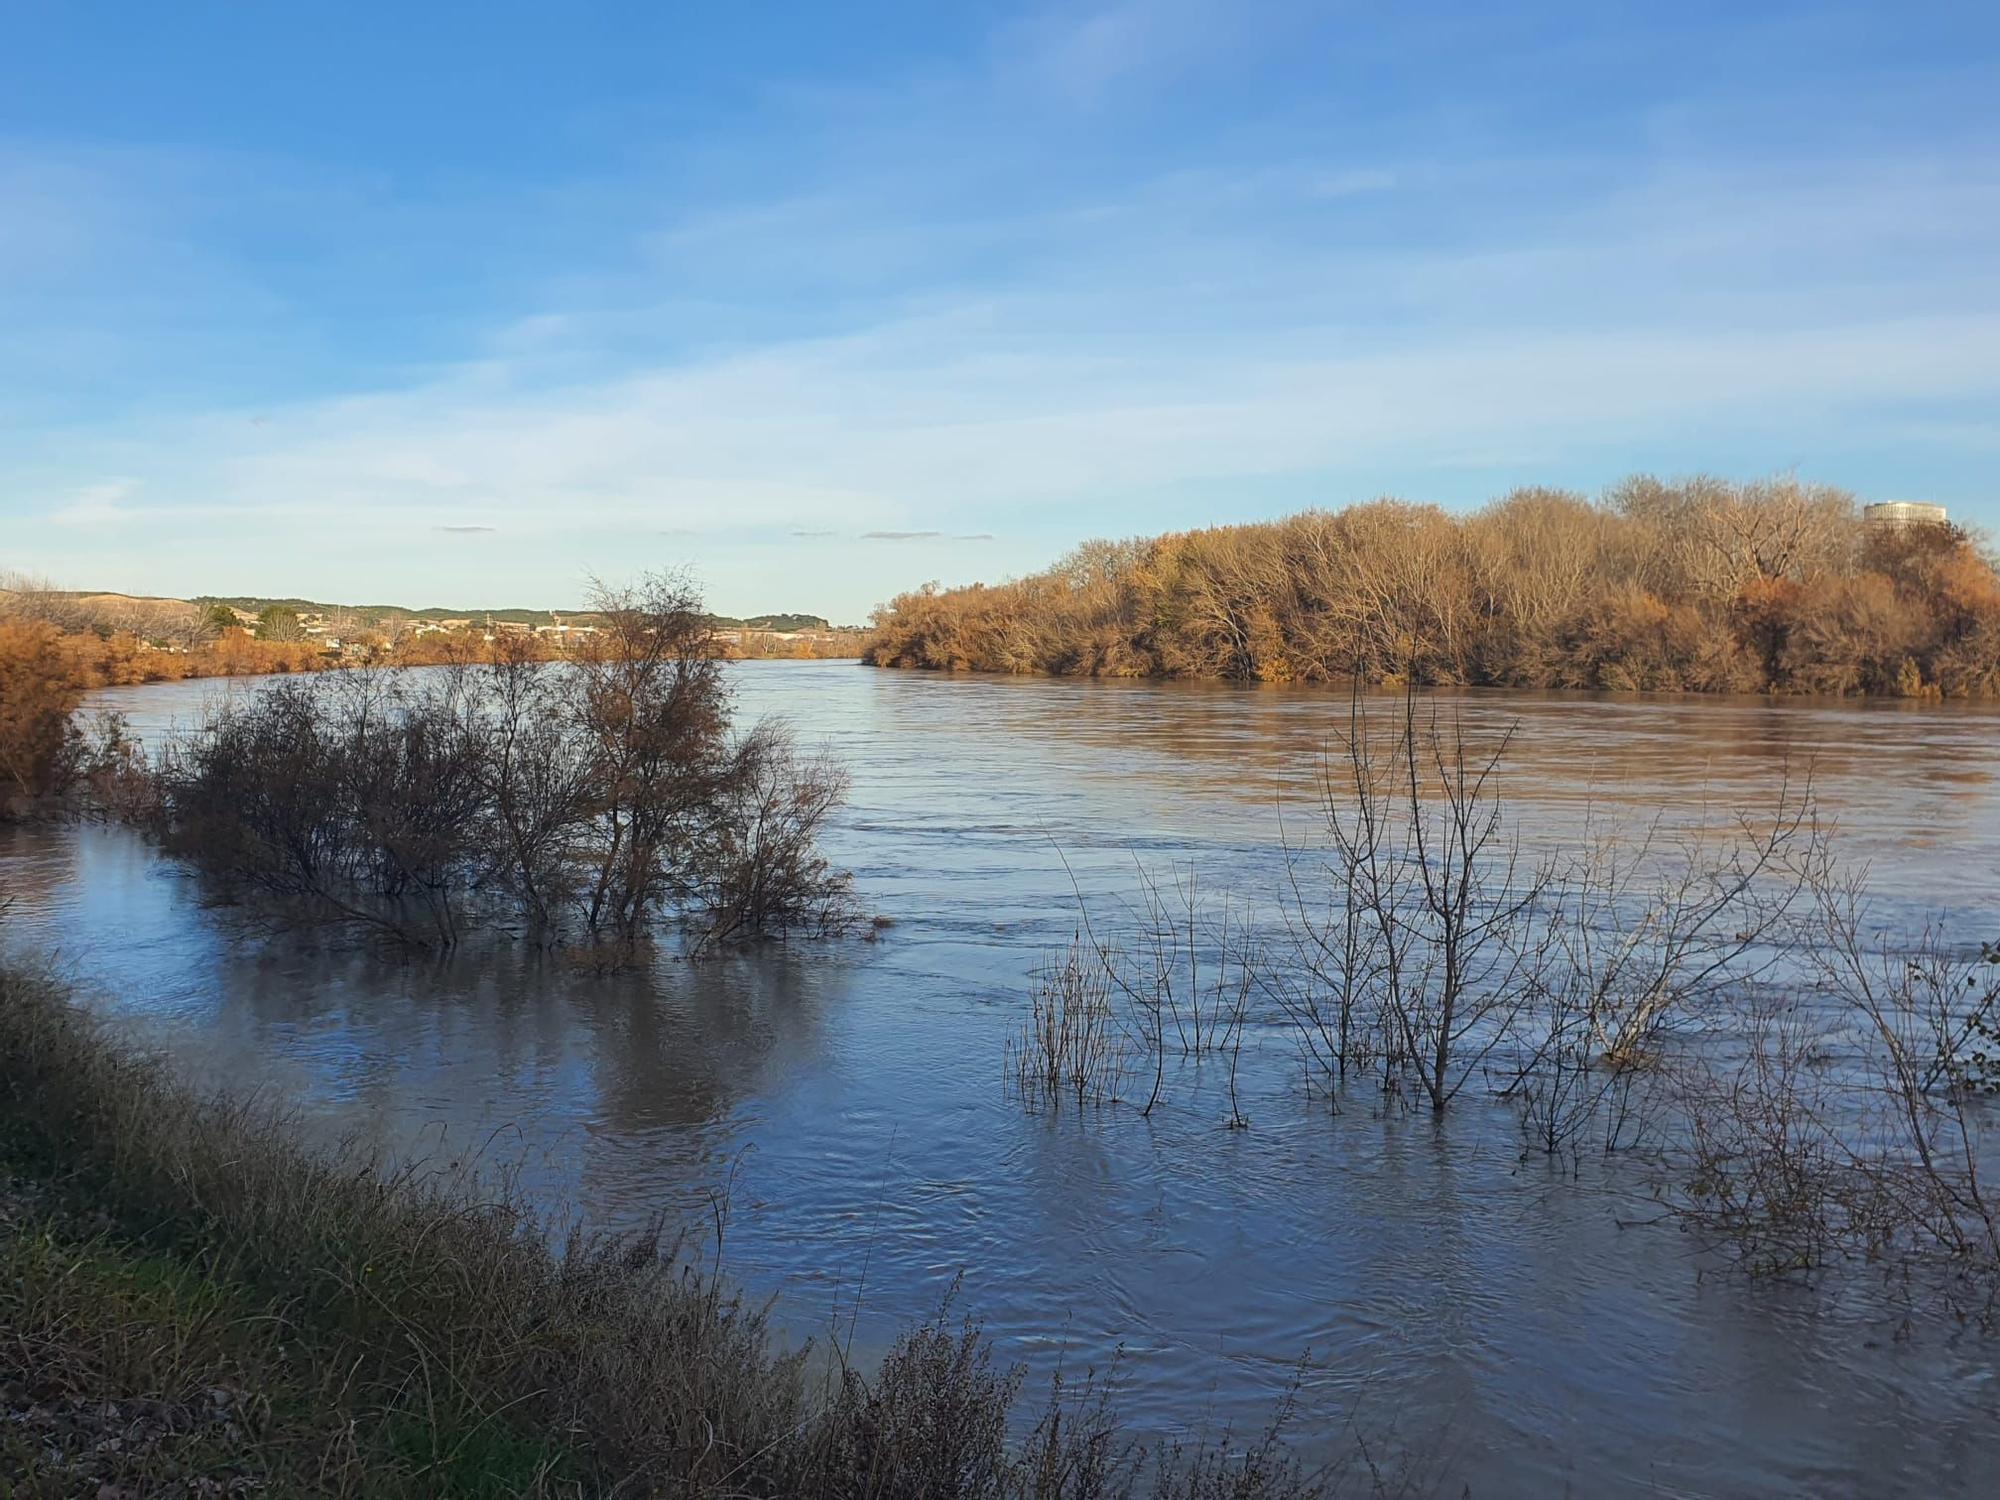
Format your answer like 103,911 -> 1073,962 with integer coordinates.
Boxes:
0,622 -> 86,806
720,630 -> 871,661
52,630 -> 329,688
864,478 -> 2000,697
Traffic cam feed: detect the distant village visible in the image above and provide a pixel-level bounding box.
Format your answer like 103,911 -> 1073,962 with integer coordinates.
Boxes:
204,602 -> 863,661
210,607 -> 605,652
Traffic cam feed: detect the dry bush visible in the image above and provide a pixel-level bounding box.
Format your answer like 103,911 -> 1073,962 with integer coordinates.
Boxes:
1542,783 -> 1817,1071
154,672 -> 490,945
807,1312 -> 1021,1496
1014,697 -> 1994,1307
696,721 -> 856,950
1651,881 -> 2000,1284
1798,869 -> 2000,1265
1660,1004 -> 1851,1274
1012,936 -> 1130,1111
1257,694 -> 1831,1151
1060,862 -> 1256,1120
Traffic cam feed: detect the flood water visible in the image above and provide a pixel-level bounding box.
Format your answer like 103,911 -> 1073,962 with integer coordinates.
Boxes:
5,662 -> 2000,1497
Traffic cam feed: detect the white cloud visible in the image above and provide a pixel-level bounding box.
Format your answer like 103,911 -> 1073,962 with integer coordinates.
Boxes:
3,8 -> 1999,615
23,299 -> 2000,553
48,479 -> 140,527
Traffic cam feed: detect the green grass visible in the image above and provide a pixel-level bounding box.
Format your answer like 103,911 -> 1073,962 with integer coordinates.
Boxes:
0,962 -> 794,1496
2,1213 -> 518,1495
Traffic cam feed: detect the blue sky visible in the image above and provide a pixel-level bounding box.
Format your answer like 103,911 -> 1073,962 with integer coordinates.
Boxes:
3,1 -> 1997,620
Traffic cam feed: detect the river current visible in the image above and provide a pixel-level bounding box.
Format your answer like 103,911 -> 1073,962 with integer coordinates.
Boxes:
4,662 -> 1999,1496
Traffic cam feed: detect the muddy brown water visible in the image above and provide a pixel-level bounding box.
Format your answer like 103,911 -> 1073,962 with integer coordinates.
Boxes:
4,663 -> 1999,1496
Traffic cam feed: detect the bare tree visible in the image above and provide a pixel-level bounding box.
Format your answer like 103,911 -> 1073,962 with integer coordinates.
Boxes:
1313,691 -> 1550,1113
570,572 -> 733,942
1270,797 -> 1377,1105
479,630 -> 590,934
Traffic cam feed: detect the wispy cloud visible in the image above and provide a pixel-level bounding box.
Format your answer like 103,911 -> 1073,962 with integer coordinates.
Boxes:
437,524 -> 496,533
48,479 -> 140,527
853,530 -> 1012,543
108,299 -> 2000,536
999,0 -> 1247,106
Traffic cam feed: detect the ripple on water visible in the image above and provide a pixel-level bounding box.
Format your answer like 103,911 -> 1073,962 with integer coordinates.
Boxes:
4,664 -> 2000,1496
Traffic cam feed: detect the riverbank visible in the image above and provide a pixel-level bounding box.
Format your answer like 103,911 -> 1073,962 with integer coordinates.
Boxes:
0,964 -> 1400,1498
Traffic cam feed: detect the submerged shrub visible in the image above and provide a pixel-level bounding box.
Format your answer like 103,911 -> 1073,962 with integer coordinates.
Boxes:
696,721 -> 854,949
150,573 -> 855,952
1011,935 -> 1128,1111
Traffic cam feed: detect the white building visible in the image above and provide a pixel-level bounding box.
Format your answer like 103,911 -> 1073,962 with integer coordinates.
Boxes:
1863,501 -> 1949,530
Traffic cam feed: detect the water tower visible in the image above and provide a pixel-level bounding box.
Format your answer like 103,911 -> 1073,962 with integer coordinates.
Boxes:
1863,501 -> 1949,530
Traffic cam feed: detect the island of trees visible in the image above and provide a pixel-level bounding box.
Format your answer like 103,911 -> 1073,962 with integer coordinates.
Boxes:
864,477 -> 2000,697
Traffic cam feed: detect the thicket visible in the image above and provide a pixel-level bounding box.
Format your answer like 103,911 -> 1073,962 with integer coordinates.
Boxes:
0,621 -> 143,820
866,478 -> 2000,696
0,622 -> 81,812
148,575 -> 854,954
0,577 -> 345,691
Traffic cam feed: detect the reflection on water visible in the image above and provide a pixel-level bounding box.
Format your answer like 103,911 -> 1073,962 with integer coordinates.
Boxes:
5,663 -> 2000,1497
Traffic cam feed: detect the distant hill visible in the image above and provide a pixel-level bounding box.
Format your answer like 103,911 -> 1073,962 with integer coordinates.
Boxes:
195,596 -> 568,626
191,598 -> 846,631
737,613 -> 831,632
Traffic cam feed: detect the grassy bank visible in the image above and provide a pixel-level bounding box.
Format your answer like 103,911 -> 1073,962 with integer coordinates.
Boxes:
0,965 -> 1429,1498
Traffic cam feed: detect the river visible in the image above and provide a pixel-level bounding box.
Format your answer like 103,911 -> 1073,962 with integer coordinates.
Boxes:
4,662 -> 1999,1496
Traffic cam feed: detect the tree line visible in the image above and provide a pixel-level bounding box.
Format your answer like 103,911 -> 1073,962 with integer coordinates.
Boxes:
864,477 -> 2000,696
0,577 -> 866,698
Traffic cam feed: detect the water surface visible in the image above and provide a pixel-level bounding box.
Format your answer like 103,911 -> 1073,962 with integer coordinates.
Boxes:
5,663 -> 2000,1497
